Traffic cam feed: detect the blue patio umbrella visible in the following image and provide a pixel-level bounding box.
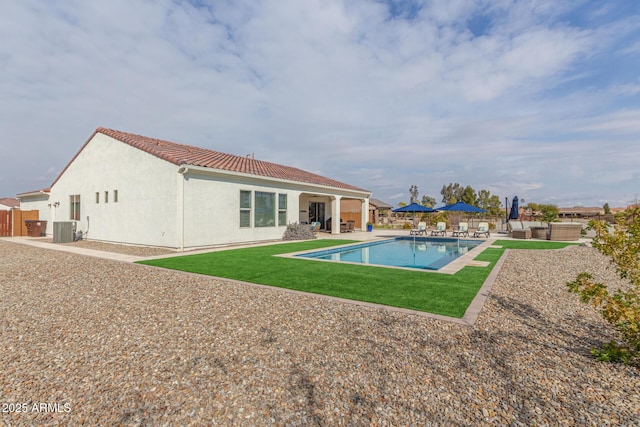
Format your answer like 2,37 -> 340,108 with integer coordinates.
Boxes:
392,202 -> 436,214
436,201 -> 487,229
436,201 -> 487,214
392,202 -> 435,226
509,196 -> 519,220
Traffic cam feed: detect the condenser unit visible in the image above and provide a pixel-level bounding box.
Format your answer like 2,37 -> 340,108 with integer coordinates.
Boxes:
53,221 -> 76,243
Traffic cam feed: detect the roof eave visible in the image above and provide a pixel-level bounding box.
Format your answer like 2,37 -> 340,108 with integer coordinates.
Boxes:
180,165 -> 371,198
16,189 -> 50,199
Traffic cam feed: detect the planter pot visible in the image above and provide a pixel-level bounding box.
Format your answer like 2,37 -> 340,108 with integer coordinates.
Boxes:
367,224 -> 373,232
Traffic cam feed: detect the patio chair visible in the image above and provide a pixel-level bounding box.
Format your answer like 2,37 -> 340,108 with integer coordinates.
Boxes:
309,221 -> 322,233
431,222 -> 447,236
410,221 -> 427,236
451,222 -> 469,237
472,222 -> 490,238
346,220 -> 355,232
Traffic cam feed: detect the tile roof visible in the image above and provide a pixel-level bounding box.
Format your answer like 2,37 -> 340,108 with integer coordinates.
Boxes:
0,197 -> 20,208
51,128 -> 369,193
369,198 -> 393,209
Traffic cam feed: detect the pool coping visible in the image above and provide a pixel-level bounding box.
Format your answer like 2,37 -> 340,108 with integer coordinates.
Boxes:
276,235 -> 495,275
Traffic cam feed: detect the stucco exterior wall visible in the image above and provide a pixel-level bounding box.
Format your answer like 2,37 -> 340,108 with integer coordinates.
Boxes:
17,195 -> 51,221
181,172 -> 303,248
46,133 -> 179,247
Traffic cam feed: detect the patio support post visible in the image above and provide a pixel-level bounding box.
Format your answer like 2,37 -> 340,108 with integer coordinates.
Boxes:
177,166 -> 187,251
361,198 -> 369,230
331,196 -> 341,234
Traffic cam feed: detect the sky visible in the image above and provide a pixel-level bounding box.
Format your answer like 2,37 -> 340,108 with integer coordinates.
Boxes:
1,0 -> 639,208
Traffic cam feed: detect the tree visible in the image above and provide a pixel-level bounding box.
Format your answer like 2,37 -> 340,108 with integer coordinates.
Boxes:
540,204 -> 559,223
526,202 -> 558,223
409,185 -> 419,204
441,183 -> 463,205
567,207 -> 640,365
477,190 -> 503,216
421,195 -> 436,208
460,185 -> 477,206
604,203 -> 611,215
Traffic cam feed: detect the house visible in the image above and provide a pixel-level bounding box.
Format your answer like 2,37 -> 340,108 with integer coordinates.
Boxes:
369,198 -> 393,224
340,197 -> 393,228
557,206 -> 603,218
0,197 -> 20,210
18,128 -> 370,250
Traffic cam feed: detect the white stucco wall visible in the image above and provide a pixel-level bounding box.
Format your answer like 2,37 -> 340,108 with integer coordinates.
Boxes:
44,133 -> 179,247
17,194 -> 51,221
181,172 -> 301,248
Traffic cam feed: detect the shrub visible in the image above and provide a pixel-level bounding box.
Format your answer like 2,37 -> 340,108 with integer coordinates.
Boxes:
567,207 -> 640,365
282,223 -> 316,241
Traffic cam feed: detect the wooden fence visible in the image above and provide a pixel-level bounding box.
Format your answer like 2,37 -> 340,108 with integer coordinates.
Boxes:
0,211 -> 10,237
0,210 -> 39,237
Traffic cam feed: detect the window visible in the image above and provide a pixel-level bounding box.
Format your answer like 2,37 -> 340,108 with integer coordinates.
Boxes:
95,192 -> 99,203
104,191 -> 109,203
254,191 -> 275,227
70,195 -> 81,220
114,190 -> 118,203
239,190 -> 251,228
278,194 -> 287,226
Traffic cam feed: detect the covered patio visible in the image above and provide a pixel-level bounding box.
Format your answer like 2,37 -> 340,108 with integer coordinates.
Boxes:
299,192 -> 369,234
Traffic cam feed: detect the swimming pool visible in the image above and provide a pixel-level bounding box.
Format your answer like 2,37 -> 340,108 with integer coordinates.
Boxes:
295,237 -> 483,271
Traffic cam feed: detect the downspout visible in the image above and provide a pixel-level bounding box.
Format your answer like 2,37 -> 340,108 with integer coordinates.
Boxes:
177,165 -> 188,252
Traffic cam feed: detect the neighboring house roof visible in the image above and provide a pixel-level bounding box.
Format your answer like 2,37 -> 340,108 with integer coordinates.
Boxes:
369,198 -> 392,209
50,127 -> 369,193
0,197 -> 20,208
16,189 -> 50,198
558,206 -> 602,216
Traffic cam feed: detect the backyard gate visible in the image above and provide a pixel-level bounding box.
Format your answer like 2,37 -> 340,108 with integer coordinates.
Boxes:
0,210 -> 39,237
0,211 -> 10,237
14,210 -> 39,236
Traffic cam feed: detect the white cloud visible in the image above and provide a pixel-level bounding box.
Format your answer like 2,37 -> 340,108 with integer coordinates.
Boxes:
0,0 -> 638,207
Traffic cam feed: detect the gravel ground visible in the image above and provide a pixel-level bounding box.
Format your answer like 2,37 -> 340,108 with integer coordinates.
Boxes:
1,240 -> 638,426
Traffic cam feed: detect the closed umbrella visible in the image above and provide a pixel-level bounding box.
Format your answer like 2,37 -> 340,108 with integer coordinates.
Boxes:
509,196 -> 519,220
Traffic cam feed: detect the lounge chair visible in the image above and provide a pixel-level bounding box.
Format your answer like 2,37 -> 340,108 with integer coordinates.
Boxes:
309,221 -> 322,233
431,222 -> 447,236
410,221 -> 427,236
472,222 -> 490,238
451,222 -> 469,237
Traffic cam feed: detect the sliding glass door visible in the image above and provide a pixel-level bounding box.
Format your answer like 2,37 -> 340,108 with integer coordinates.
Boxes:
308,201 -> 325,230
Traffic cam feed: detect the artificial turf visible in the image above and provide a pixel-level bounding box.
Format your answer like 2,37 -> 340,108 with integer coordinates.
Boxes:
137,238 -> 577,318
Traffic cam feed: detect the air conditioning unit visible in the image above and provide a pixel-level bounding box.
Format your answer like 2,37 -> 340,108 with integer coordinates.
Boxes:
53,221 -> 76,243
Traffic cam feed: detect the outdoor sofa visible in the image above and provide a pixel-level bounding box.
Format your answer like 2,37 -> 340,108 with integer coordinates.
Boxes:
547,222 -> 583,241
507,220 -> 548,239
508,220 -> 582,241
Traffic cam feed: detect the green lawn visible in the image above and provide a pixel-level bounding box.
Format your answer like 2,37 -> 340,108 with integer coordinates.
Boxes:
137,239 -> 577,318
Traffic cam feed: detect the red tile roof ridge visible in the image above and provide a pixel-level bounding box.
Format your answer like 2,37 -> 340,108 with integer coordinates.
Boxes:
95,127 -> 368,192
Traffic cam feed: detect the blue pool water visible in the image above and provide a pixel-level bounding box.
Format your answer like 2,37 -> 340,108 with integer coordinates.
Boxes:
296,237 -> 482,271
